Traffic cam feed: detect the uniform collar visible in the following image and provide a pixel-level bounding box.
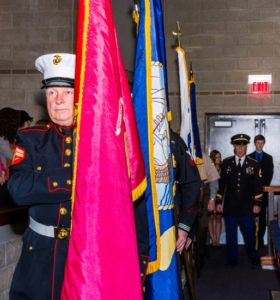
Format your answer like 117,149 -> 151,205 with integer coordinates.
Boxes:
235,155 -> 245,166
55,124 -> 74,136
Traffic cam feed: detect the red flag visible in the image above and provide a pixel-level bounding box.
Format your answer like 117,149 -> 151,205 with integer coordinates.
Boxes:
61,0 -> 146,299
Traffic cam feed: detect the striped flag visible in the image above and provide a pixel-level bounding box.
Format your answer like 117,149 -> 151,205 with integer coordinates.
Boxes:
132,0 -> 181,299
176,47 -> 194,159
176,46 -> 202,164
61,0 -> 146,299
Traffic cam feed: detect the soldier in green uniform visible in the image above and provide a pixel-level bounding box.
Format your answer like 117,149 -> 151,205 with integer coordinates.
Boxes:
216,134 -> 263,267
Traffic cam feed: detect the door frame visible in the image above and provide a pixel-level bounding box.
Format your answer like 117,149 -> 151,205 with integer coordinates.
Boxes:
205,113 -> 280,154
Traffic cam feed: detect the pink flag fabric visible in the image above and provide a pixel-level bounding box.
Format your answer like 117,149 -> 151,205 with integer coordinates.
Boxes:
61,0 -> 146,299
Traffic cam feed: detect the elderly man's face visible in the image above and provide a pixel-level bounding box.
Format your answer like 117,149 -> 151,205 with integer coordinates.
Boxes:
46,87 -> 74,126
234,144 -> 247,158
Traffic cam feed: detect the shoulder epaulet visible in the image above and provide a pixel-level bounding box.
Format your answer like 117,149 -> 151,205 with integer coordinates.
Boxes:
247,156 -> 257,163
224,155 -> 234,161
19,122 -> 53,133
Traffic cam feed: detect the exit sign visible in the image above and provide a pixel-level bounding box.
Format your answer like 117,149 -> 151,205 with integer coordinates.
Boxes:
248,75 -> 272,94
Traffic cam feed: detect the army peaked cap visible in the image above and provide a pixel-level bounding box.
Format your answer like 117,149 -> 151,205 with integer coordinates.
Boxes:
231,134 -> 250,145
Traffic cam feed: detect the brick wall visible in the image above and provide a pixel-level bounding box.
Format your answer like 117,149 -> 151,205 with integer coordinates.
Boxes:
0,225 -> 25,300
0,0 -> 77,122
163,0 -> 280,144
1,0 -> 280,140
0,2 -> 77,298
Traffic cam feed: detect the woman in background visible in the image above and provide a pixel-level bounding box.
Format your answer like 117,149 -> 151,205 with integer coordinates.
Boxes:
0,107 -> 21,199
0,108 -> 21,170
208,150 -> 223,246
19,110 -> 33,129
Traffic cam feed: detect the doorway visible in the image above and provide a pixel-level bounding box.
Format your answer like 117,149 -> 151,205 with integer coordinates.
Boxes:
205,113 -> 280,244
205,114 -> 280,185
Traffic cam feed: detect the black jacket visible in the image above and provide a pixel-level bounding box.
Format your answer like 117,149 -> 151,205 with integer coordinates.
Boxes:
248,151 -> 274,186
170,130 -> 201,232
8,122 -> 73,300
216,155 -> 263,216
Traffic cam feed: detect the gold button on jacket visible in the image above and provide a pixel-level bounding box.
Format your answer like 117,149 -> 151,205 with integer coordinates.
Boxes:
65,136 -> 72,144
60,207 -> 67,216
65,149 -> 72,156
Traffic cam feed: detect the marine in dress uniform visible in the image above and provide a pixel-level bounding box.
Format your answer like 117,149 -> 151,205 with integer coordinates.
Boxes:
170,129 -> 201,253
8,53 -> 76,300
248,134 -> 274,248
216,134 -> 263,267
8,53 -> 150,299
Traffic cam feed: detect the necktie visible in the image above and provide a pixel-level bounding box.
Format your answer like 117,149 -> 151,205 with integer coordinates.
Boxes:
237,158 -> 241,169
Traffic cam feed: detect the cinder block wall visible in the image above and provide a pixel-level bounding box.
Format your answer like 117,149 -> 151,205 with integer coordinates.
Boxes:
0,238 -> 22,300
1,1 -> 280,138
0,1 -> 77,298
164,0 -> 280,144
0,225 -> 26,300
0,0 -> 77,122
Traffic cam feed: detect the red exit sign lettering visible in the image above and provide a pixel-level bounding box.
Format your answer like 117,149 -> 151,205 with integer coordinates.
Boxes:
248,75 -> 272,95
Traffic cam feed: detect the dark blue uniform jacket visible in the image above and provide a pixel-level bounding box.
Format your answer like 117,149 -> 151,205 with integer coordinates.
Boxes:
216,155 -> 263,216
8,122 -> 73,300
248,151 -> 273,186
170,130 -> 201,233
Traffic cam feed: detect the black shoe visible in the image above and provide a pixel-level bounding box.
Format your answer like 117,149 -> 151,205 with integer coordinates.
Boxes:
251,257 -> 260,269
226,261 -> 237,267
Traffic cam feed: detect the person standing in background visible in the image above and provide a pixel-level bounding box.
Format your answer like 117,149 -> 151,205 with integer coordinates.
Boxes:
208,150 -> 223,246
0,157 -> 6,186
0,108 -> 21,199
216,134 -> 263,267
19,110 -> 33,129
170,129 -> 201,254
248,134 -> 274,249
0,108 -> 21,171
196,152 -> 220,263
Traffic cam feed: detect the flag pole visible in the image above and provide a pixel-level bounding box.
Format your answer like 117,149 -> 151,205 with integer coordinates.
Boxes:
172,21 -> 182,48
189,62 -> 194,81
132,1 -> 140,32
172,21 -> 198,300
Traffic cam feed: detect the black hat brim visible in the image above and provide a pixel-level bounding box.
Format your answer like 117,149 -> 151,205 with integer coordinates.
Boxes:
41,77 -> 74,89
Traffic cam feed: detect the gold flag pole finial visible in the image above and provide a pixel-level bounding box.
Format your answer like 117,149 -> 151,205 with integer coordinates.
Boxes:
172,21 -> 182,47
132,1 -> 140,32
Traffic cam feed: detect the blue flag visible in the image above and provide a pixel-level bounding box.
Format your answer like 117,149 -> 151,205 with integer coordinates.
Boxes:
132,0 -> 181,299
190,80 -> 203,164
